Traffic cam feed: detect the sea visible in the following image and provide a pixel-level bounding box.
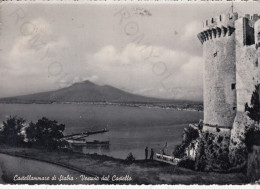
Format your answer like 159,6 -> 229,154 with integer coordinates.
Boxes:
0,103 -> 203,160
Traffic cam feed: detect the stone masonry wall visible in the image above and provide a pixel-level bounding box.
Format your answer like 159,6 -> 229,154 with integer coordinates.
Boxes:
228,17 -> 260,170
235,17 -> 260,112
196,13 -> 260,173
203,32 -> 236,127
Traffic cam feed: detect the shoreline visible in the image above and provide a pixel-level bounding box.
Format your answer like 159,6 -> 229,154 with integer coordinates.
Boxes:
0,102 -> 203,112
0,145 -> 248,185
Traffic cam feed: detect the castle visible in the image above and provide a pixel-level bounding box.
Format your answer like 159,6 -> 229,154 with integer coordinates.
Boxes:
195,11 -> 260,170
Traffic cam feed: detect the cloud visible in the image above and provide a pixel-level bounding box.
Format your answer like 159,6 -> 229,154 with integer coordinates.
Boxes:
1,16 -> 69,76
85,43 -> 203,101
181,21 -> 202,41
0,5 -> 204,101
0,17 -> 71,97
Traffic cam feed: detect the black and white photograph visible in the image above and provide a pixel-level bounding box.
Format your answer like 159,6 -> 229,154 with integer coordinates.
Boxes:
0,0 -> 260,185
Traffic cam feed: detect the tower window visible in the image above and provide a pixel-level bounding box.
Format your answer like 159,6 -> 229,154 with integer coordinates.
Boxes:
231,83 -> 236,90
255,59 -> 258,67
211,18 -> 214,23
220,15 -> 222,21
233,107 -> 236,111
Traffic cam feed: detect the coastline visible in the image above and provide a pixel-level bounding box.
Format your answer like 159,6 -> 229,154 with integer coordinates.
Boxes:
0,145 -> 247,185
0,102 -> 203,112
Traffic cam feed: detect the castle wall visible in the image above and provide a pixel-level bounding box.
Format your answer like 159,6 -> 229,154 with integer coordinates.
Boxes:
202,30 -> 236,127
235,18 -> 260,112
228,17 -> 260,168
196,12 -> 260,172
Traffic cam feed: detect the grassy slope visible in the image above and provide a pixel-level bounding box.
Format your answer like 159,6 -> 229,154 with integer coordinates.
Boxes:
0,146 -> 247,185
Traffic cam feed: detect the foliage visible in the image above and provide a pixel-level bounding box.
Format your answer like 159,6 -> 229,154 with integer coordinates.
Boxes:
245,84 -> 260,150
173,144 -> 186,158
26,117 -> 65,149
178,157 -> 195,170
173,126 -> 199,158
0,116 -> 26,146
194,139 -> 206,171
245,84 -> 260,124
194,131 -> 232,171
216,153 -> 231,170
183,126 -> 199,145
244,126 -> 260,152
125,152 -> 135,163
229,147 -> 248,173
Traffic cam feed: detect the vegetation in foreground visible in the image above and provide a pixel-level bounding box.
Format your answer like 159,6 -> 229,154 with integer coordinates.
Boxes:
245,84 -> 260,151
0,144 -> 248,184
0,116 -> 66,149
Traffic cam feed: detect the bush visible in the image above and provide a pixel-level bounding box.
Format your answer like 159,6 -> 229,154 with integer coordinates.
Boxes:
0,116 -> 26,146
218,153 -> 231,170
177,158 -> 195,170
125,152 -> 135,163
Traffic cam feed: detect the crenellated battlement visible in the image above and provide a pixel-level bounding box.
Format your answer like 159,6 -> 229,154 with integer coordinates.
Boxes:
198,13 -> 260,45
245,14 -> 260,23
197,26 -> 235,44
197,13 -> 238,44
203,12 -> 238,29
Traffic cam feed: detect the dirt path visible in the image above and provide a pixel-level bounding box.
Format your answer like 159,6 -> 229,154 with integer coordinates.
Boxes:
0,153 -> 108,184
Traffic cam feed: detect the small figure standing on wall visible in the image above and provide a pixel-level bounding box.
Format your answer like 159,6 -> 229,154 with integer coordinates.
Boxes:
145,146 -> 148,160
150,148 -> 154,160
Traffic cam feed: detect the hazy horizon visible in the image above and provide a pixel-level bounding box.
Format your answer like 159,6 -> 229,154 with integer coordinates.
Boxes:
1,1 -> 260,101
0,79 -> 203,102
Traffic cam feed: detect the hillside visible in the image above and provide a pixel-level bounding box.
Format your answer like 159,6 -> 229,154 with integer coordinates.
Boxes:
0,81 -> 183,104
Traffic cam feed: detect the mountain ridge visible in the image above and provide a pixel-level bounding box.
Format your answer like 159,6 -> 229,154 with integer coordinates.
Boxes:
0,80 -> 202,105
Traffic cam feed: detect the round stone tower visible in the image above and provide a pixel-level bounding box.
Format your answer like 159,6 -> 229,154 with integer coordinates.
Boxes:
255,19 -> 260,47
197,12 -> 238,129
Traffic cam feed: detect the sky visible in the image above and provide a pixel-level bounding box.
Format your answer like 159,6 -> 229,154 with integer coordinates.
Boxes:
1,1 -> 260,101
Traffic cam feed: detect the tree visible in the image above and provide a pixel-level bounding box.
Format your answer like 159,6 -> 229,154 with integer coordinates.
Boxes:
0,116 -> 26,146
245,84 -> 260,124
26,117 -> 65,149
244,84 -> 260,152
